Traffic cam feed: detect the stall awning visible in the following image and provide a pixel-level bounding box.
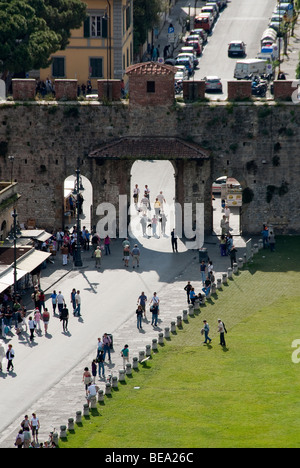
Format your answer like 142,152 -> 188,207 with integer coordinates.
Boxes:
0,267 -> 28,294
16,250 -> 52,272
21,230 -> 52,242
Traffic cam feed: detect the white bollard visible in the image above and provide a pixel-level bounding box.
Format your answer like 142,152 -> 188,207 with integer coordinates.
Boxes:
105,383 -> 112,395
253,244 -> 259,254
183,310 -> 188,321
227,267 -> 233,279
83,404 -> 89,416
146,344 -> 152,357
222,273 -> 228,284
68,418 -> 74,431
211,282 -> 217,294
258,239 -> 263,250
152,339 -> 158,351
90,396 -> 97,409
177,315 -> 182,327
75,411 -> 82,424
139,350 -> 145,363
126,363 -> 132,375
164,327 -> 170,339
112,376 -> 118,389
238,258 -> 244,269
217,278 -> 222,289
171,321 -> 176,333
233,262 -> 238,274
188,304 -> 194,316
132,357 -> 139,369
158,332 -> 164,345
98,389 -> 104,402
119,369 -> 126,381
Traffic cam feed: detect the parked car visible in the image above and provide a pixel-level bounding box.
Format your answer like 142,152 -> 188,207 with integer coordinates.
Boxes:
175,57 -> 193,76
206,3 -> 220,17
209,0 -> 227,10
185,39 -> 202,56
194,14 -> 214,32
200,6 -> 217,22
228,40 -> 246,57
174,65 -> 189,81
190,28 -> 208,44
164,58 -> 176,66
269,15 -> 283,32
204,76 -> 223,92
177,53 -> 198,69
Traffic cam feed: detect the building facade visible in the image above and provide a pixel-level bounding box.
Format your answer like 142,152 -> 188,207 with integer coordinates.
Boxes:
40,0 -> 133,90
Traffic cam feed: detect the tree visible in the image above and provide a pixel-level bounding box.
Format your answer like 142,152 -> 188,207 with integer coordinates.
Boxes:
133,0 -> 162,55
0,0 -> 86,78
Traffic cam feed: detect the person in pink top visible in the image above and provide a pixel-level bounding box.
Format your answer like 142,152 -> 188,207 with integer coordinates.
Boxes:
34,308 -> 41,333
104,235 -> 111,255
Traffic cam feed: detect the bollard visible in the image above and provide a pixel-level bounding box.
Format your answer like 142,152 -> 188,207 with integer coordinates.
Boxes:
258,239 -> 263,250
112,376 -> 118,389
183,309 -> 188,321
60,425 -> 67,438
222,273 -> 228,284
75,411 -> 82,424
193,299 -> 200,312
199,293 -> 206,305
171,321 -> 176,333
188,304 -> 194,316
98,389 -> 104,402
83,403 -> 89,416
253,243 -> 259,254
132,357 -> 139,369
227,267 -> 233,279
52,431 -> 59,445
217,278 -> 222,289
126,363 -> 132,375
105,383 -> 112,395
243,253 -> 247,264
158,332 -> 164,345
146,344 -> 152,357
177,315 -> 182,327
238,258 -> 244,269
152,338 -> 158,351
139,350 -> 145,363
68,418 -> 74,431
90,396 -> 97,409
119,369 -> 126,381
233,262 -> 238,274
211,282 -> 217,294
164,327 -> 170,339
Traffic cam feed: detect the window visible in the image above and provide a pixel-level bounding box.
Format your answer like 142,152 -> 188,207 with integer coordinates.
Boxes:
90,58 -> 103,78
84,16 -> 108,38
52,57 -> 65,77
147,81 -> 155,93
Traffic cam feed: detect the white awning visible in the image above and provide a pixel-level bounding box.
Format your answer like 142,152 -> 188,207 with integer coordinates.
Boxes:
0,267 -> 27,285
21,230 -> 52,242
16,250 -> 52,272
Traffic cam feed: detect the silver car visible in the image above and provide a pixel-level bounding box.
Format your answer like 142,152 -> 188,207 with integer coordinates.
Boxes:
204,76 -> 223,92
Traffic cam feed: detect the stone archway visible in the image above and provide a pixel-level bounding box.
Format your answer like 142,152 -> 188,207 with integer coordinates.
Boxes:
88,137 -> 211,237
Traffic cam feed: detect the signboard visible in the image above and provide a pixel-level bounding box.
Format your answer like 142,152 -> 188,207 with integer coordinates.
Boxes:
168,25 -> 175,44
227,193 -> 242,207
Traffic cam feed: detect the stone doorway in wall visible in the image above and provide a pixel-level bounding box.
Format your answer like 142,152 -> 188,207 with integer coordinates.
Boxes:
64,174 -> 93,234
212,175 -> 242,237
130,160 -> 181,252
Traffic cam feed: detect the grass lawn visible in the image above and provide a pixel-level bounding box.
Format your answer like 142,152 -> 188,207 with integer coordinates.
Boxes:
60,236 -> 300,448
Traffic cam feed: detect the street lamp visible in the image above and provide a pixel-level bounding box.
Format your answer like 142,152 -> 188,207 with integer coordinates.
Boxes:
73,165 -> 84,267
7,208 -> 22,296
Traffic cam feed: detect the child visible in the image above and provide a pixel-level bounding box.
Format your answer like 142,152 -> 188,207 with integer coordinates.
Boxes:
121,344 -> 129,369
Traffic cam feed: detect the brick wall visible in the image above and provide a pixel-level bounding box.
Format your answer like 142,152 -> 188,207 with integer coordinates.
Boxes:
273,80 -> 295,101
55,79 -> 78,101
98,80 -> 121,101
227,81 -> 252,101
182,81 -> 206,100
12,79 -> 36,100
128,74 -> 174,106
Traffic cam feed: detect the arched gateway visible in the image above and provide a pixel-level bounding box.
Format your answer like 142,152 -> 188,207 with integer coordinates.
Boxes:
87,136 -> 211,238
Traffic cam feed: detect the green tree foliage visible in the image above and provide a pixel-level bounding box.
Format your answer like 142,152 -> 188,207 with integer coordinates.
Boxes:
0,0 -> 86,75
133,0 -> 162,54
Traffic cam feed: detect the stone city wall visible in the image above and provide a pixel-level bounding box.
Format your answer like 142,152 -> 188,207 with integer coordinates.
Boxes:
0,100 -> 299,235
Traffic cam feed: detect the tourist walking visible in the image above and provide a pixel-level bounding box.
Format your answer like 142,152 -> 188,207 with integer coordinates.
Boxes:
171,229 -> 178,252
51,290 -> 57,315
74,290 -> 81,317
96,349 -> 105,379
57,291 -> 65,315
184,281 -> 192,304
28,316 -> 36,342
202,320 -> 212,344
136,305 -> 143,329
60,304 -> 69,332
218,319 -> 227,347
151,303 -> 159,327
94,246 -> 102,269
103,333 -> 112,362
121,344 -> 129,369
6,344 -> 14,372
82,367 -> 93,395
137,291 -> 147,319
200,260 -> 207,286
30,413 -> 40,444
104,235 -> 111,255
42,308 -> 50,334
131,244 -> 140,268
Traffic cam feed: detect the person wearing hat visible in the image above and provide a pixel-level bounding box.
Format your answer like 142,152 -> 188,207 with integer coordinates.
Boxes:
131,244 -> 140,268
94,245 -> 102,269
202,320 -> 212,344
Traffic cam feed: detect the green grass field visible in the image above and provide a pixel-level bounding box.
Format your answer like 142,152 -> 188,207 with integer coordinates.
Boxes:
61,236 -> 300,448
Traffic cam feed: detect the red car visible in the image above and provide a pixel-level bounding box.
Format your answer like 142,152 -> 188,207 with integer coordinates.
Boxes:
185,37 -> 202,56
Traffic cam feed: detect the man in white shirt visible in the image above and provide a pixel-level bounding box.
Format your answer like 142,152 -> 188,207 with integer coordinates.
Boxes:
217,319 -> 226,347
75,290 -> 81,317
57,291 -> 65,315
86,382 -> 99,406
30,413 -> 40,443
157,191 -> 166,211
6,344 -> 15,372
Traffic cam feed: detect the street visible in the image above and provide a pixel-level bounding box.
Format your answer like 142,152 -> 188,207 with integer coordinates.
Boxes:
183,0 -> 277,99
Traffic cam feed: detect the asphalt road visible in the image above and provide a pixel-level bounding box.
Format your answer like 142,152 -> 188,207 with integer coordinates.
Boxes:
192,0 -> 277,99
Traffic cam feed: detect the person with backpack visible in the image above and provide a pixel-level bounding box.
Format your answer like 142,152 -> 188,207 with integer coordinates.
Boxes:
218,319 -> 227,347
202,320 -> 212,344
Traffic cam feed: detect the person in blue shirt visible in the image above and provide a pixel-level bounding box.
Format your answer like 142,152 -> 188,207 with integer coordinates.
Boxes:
261,224 -> 269,249
203,320 -> 212,344
189,288 -> 197,305
50,290 -> 57,316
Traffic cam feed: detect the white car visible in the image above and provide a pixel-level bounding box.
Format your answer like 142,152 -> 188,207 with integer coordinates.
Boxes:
212,176 -> 227,193
174,65 -> 189,80
204,76 -> 223,92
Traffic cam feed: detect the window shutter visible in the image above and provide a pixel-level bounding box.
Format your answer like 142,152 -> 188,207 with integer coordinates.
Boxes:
84,17 -> 90,38
102,17 -> 108,38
